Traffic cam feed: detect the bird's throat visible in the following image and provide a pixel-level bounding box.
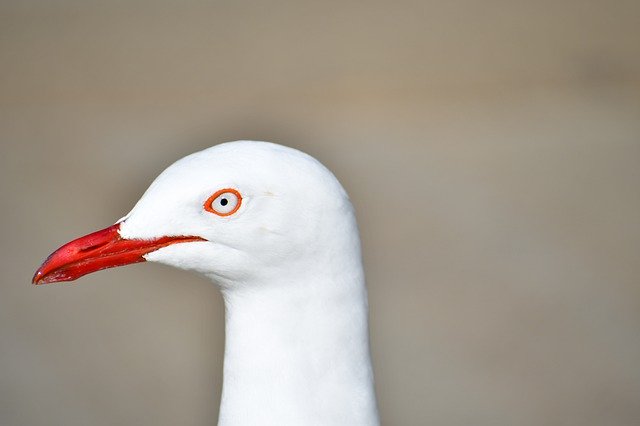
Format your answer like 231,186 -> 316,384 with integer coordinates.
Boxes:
217,274 -> 379,426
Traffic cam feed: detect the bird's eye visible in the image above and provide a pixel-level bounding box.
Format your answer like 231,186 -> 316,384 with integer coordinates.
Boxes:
204,189 -> 242,216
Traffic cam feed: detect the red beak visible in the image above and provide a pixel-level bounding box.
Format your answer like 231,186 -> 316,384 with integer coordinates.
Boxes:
32,223 -> 205,285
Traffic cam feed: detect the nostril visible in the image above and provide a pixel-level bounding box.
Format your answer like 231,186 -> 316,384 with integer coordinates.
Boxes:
79,241 -> 109,253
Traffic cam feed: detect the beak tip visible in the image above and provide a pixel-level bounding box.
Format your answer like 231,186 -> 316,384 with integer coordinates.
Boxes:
32,269 -> 72,285
32,270 -> 44,285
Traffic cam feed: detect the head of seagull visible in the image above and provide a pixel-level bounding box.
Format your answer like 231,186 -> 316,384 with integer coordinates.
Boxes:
33,141 -> 378,426
33,141 -> 358,288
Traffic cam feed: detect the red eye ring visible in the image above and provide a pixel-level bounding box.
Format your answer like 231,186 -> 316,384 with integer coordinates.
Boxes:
204,188 -> 242,216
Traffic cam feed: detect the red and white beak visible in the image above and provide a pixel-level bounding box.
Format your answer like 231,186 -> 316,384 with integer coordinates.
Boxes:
32,223 -> 204,285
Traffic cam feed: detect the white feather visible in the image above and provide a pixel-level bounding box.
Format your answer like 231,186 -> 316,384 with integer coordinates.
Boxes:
121,141 -> 379,426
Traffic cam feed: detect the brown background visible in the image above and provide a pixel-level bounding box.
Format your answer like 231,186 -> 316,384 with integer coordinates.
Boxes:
1,1 -> 639,425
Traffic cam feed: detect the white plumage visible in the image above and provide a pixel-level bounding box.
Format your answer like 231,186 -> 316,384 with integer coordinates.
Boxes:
35,141 -> 379,426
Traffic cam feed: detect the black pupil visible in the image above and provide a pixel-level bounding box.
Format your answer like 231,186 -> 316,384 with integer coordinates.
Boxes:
220,198 -> 228,206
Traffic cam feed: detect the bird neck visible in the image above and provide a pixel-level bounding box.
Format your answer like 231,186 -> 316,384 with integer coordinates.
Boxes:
217,266 -> 379,426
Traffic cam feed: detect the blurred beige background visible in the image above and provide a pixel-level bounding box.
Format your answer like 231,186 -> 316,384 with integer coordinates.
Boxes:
1,1 -> 639,425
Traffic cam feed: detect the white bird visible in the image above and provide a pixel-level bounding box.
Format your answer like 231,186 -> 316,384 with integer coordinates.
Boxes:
33,141 -> 380,426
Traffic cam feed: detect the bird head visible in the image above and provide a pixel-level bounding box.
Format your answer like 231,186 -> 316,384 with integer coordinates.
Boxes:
33,141 -> 357,288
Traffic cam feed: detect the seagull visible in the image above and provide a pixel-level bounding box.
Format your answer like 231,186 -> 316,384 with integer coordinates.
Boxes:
33,141 -> 380,426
